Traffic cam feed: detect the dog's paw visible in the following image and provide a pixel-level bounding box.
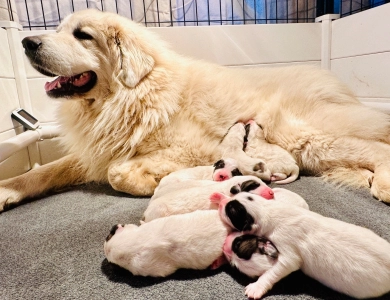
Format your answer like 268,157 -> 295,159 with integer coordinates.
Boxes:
0,187 -> 23,212
245,282 -> 267,299
371,165 -> 390,203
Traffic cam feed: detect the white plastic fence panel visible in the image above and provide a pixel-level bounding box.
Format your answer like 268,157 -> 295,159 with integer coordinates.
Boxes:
331,3 -> 390,111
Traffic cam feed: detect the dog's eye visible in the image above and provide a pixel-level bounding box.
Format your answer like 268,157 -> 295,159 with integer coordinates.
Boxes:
73,29 -> 93,40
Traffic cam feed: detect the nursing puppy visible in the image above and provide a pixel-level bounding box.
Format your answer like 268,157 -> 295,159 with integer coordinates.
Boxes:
244,120 -> 299,184
218,192 -> 390,299
143,176 -> 273,222
152,157 -> 243,200
104,210 -> 230,277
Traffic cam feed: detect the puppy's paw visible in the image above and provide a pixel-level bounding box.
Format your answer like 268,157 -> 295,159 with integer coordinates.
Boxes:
245,282 -> 267,299
0,188 -> 23,212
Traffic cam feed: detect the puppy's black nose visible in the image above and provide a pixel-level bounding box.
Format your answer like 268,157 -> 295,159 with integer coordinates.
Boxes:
22,36 -> 42,52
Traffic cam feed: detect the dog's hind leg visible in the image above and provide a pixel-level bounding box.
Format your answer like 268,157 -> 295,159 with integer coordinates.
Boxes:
295,135 -> 390,202
0,154 -> 87,212
322,166 -> 374,189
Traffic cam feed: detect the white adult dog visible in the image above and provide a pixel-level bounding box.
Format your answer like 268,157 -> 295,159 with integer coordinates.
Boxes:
3,9 -> 390,211
217,192 -> 390,299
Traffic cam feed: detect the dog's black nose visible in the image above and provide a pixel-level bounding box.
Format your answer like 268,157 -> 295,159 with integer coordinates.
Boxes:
22,36 -> 42,52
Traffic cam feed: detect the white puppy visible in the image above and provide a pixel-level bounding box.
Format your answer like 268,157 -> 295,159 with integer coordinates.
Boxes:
217,192 -> 390,299
143,175 -> 273,222
228,178 -> 309,209
218,122 -> 272,181
104,210 -> 229,277
244,120 -> 299,184
152,158 -> 243,200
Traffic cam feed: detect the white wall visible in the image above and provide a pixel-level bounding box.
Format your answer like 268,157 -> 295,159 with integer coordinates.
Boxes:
0,26 -> 31,179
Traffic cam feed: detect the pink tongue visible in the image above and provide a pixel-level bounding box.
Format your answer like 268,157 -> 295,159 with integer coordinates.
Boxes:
44,76 -> 70,92
44,72 -> 91,92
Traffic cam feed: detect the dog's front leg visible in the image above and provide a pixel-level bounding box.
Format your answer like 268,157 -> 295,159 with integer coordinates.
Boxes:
108,155 -> 182,196
245,258 -> 299,299
0,154 -> 87,212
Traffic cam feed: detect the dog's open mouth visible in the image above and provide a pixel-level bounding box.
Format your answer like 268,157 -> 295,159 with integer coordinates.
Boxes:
44,71 -> 97,98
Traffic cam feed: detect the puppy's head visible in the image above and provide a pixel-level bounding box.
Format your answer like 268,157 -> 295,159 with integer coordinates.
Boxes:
212,158 -> 243,181
223,232 -> 278,277
104,223 -> 138,257
213,192 -> 268,232
21,9 -> 159,100
229,178 -> 274,200
224,232 -> 279,261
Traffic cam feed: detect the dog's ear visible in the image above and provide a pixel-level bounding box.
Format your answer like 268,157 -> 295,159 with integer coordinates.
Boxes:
115,31 -> 154,88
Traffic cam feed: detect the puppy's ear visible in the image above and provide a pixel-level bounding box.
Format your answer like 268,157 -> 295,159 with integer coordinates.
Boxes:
257,238 -> 279,259
115,31 -> 154,88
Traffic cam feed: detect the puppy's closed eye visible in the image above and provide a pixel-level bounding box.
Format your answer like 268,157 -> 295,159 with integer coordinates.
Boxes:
231,168 -> 243,177
230,185 -> 241,195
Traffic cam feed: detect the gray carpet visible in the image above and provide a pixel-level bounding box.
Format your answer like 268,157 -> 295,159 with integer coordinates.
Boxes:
1,176 -> 390,300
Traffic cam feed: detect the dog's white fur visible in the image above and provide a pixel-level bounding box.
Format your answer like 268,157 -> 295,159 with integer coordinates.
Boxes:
143,175 -> 271,222
219,192 -> 390,299
245,120 -> 299,184
104,210 -> 229,277
3,9 -> 390,211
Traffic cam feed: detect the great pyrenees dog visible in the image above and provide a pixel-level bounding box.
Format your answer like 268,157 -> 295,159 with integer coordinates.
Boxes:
1,9 -> 390,211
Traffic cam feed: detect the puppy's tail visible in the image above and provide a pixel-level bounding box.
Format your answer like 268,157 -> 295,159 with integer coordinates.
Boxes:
274,166 -> 299,184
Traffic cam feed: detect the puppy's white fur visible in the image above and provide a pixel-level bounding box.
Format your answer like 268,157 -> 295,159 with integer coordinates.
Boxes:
245,120 -> 299,184
152,158 -> 242,200
143,175 -> 271,222
219,192 -> 390,299
104,210 -> 229,277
